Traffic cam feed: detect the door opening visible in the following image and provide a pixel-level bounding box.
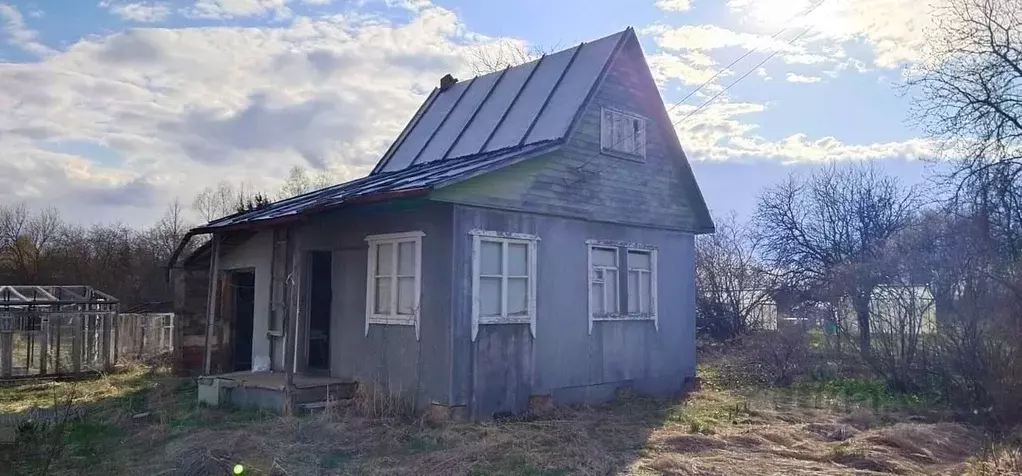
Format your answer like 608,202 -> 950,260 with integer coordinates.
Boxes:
232,271 -> 255,372
308,251 -> 332,371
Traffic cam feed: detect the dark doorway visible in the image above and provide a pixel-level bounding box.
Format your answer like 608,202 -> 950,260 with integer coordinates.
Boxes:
308,251 -> 332,371
232,271 -> 255,372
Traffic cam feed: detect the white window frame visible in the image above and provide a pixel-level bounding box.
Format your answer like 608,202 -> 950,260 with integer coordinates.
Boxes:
587,245 -> 620,321
600,107 -> 647,160
470,230 -> 539,341
365,231 -> 424,340
586,240 -> 658,334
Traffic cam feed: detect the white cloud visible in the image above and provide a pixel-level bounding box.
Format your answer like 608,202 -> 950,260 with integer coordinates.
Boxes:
655,0 -> 693,11
183,0 -> 294,20
0,3 -> 54,56
673,100 -> 933,163
652,1 -> 946,71
655,24 -> 801,53
100,1 -> 173,22
647,51 -> 724,86
0,2 -> 524,225
785,72 -> 820,83
727,0 -> 947,68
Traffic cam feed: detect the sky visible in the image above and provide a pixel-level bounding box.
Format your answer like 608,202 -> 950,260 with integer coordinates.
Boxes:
0,0 -> 947,227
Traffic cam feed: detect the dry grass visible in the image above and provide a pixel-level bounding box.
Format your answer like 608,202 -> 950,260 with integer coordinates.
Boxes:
2,365 -> 1020,475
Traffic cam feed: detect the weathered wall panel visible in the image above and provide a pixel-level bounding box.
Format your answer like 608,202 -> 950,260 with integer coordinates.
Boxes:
433,38 -> 708,233
216,230 -> 274,370
299,200 -> 454,408
172,266 -> 211,374
451,205 -> 696,418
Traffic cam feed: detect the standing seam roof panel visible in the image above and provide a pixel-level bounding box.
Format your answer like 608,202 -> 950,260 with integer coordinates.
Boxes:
444,61 -> 541,159
413,71 -> 503,166
371,29 -> 630,173
380,79 -> 475,172
524,33 -> 624,143
482,46 -> 579,152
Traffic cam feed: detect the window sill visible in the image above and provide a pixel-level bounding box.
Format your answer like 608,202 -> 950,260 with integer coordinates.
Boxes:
478,315 -> 532,325
592,314 -> 656,322
367,315 -> 416,326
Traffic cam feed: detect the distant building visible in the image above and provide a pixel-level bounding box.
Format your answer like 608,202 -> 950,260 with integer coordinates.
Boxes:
838,285 -> 937,337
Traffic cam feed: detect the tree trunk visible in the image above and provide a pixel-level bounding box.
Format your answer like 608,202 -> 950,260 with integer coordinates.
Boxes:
855,302 -> 871,358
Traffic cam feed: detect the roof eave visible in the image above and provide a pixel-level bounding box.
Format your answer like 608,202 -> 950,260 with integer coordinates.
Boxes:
189,187 -> 432,235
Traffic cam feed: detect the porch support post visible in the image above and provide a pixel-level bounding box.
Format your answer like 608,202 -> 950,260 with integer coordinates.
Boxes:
283,227 -> 302,415
203,235 -> 221,375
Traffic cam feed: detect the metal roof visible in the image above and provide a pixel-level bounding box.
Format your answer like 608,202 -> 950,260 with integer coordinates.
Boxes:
196,141 -> 563,231
371,28 -> 629,174
0,285 -> 119,306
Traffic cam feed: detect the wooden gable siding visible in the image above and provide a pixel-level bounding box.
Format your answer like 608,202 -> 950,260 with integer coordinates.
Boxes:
431,38 -> 702,232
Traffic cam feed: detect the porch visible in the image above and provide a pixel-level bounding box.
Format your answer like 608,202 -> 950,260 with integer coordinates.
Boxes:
197,370 -> 357,413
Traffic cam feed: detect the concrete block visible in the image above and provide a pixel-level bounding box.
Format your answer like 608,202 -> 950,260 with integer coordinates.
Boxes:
197,379 -> 226,406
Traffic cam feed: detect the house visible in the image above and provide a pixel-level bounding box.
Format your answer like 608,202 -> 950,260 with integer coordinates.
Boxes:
837,285 -> 937,337
169,27 -> 714,419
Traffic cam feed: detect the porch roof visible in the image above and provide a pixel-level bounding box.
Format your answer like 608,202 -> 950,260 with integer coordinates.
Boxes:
192,139 -> 562,234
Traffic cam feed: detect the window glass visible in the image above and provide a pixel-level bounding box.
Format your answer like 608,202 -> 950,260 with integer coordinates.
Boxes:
480,241 -> 502,275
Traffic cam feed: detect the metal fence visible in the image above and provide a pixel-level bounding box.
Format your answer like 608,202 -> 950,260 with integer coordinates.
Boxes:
116,313 -> 175,362
0,311 -> 174,379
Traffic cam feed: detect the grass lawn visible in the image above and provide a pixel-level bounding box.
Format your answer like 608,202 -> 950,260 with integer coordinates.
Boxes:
0,365 -> 1019,475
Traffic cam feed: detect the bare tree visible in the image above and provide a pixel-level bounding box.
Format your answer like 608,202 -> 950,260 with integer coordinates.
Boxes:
193,181 -> 274,222
908,0 -> 1022,254
0,204 -> 27,278
755,162 -> 918,358
909,0 -> 1022,169
0,206 -> 63,283
696,213 -> 778,339
278,165 -> 332,200
192,181 -> 238,223
152,199 -> 190,261
469,39 -> 549,75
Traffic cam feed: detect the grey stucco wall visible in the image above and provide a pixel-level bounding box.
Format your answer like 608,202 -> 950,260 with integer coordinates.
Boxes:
298,200 -> 454,408
451,204 -> 696,418
217,230 -> 274,371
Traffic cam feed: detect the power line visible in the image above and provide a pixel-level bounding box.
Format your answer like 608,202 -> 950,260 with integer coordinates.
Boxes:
678,23 -> 817,123
665,0 -> 828,115
569,0 -> 827,180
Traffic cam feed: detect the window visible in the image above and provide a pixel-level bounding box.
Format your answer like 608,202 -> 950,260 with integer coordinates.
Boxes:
589,246 -> 619,317
471,230 -> 538,341
365,231 -> 423,338
154,313 -> 175,352
627,250 -> 654,314
601,107 -> 647,159
587,241 -> 658,333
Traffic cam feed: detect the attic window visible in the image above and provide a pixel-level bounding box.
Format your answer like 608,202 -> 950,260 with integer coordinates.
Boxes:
601,108 -> 647,160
